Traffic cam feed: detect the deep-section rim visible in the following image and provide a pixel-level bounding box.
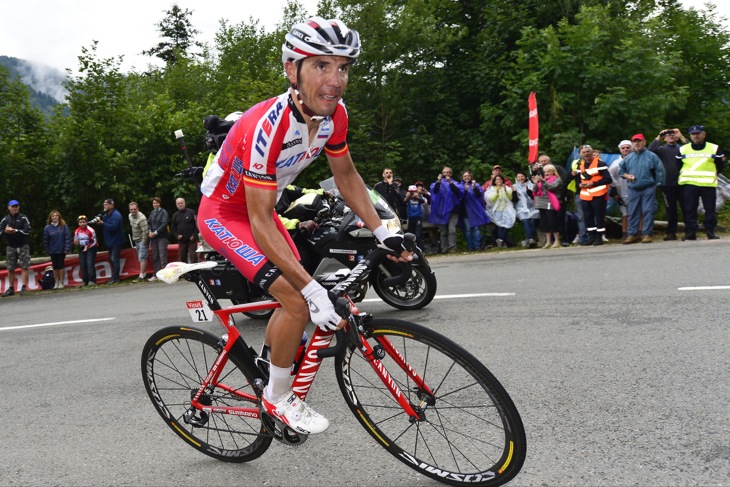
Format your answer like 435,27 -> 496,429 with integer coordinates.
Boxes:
141,326 -> 272,462
335,318 -> 526,486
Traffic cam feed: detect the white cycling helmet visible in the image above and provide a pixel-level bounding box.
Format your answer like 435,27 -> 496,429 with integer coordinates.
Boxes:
281,17 -> 361,65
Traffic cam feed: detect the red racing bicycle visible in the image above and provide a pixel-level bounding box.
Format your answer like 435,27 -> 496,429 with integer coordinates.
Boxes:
141,247 -> 526,486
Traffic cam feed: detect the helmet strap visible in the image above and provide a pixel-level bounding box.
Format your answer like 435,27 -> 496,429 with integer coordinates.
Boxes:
291,62 -> 325,122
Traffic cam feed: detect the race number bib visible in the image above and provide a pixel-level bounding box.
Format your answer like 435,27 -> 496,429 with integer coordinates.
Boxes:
186,300 -> 214,322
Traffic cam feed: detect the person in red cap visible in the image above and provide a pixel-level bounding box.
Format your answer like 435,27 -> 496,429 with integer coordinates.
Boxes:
618,134 -> 665,244
676,125 -> 726,240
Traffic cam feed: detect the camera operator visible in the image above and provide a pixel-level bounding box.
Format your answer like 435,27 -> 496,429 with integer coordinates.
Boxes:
649,128 -> 687,241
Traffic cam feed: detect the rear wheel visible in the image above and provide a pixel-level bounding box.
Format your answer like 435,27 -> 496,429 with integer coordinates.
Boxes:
141,326 -> 271,462
335,319 -> 526,486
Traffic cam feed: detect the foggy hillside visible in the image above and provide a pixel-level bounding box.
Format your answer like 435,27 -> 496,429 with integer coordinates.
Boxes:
0,55 -> 67,114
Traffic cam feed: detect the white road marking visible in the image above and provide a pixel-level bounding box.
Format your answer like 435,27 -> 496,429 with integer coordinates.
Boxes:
361,292 -> 515,303
678,286 -> 730,291
0,317 -> 117,332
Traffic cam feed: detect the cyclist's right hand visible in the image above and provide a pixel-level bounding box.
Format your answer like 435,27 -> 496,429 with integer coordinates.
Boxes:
301,281 -> 344,331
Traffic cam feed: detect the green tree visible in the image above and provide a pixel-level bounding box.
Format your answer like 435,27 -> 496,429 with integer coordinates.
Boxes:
142,4 -> 204,66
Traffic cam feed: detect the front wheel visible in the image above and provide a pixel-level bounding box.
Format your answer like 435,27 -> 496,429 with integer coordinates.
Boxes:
371,263 -> 437,310
141,326 -> 272,462
335,319 -> 526,486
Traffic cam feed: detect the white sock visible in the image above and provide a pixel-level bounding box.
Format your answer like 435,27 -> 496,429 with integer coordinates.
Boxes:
265,364 -> 292,401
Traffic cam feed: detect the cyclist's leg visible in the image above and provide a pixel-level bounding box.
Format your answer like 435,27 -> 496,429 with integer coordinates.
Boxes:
199,198 -> 327,434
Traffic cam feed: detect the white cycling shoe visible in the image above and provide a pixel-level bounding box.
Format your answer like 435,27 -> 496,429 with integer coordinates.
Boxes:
262,391 -> 330,435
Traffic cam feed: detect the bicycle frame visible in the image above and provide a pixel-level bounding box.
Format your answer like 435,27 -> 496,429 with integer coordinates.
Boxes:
186,250 -> 430,422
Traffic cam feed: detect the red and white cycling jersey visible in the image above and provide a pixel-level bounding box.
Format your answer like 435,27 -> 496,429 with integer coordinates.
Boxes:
201,91 -> 349,208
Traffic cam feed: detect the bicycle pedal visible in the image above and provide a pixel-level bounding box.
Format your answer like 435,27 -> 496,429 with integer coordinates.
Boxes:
260,410 -> 307,446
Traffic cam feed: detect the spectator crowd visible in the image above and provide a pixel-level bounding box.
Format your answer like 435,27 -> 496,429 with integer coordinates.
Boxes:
372,124 -> 726,254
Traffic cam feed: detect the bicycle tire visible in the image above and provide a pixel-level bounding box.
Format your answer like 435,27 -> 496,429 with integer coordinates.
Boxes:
334,318 -> 526,486
141,326 -> 272,462
371,264 -> 437,310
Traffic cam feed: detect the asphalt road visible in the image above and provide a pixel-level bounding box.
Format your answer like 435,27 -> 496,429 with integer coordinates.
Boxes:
2,239 -> 729,486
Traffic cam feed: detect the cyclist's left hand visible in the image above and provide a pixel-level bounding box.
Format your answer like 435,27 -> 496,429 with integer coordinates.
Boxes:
377,234 -> 414,263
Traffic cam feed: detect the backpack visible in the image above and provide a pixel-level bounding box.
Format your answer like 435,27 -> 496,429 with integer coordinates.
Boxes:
40,266 -> 55,290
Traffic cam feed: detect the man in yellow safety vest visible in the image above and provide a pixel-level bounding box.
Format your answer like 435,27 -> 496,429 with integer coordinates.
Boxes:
677,125 -> 726,240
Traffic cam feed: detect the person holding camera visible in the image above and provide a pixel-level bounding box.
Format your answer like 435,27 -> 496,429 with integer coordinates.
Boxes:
531,164 -> 562,248
459,171 -> 488,251
648,128 -> 687,240
373,168 -> 402,218
429,167 -> 464,253
147,197 -> 169,281
94,198 -> 124,284
618,134 -> 665,244
404,184 -> 427,248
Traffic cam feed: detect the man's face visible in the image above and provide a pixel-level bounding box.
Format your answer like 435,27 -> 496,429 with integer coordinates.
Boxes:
619,144 -> 632,156
8,204 -> 19,215
103,201 -> 113,212
383,169 -> 393,180
538,156 -> 550,165
176,199 -> 186,210
286,56 -> 350,117
632,139 -> 646,150
690,131 -> 706,143
442,168 -> 452,178
129,205 -> 138,215
665,132 -> 678,144
580,147 -> 593,160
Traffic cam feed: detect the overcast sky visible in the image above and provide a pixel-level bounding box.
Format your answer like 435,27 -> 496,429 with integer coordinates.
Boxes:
1,1 -> 727,80
0,0 -> 319,73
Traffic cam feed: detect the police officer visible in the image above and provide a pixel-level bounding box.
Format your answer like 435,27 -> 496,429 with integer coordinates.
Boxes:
677,125 -> 726,240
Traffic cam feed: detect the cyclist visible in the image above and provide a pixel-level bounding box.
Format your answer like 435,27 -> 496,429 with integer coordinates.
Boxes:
198,17 -> 412,436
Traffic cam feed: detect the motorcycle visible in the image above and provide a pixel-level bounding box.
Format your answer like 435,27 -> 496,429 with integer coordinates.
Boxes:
286,178 -> 436,311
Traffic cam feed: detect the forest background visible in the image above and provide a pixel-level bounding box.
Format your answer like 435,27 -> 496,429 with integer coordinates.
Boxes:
1,0 -> 729,252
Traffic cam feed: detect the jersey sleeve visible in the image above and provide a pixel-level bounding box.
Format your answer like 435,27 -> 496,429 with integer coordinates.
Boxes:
324,102 -> 350,158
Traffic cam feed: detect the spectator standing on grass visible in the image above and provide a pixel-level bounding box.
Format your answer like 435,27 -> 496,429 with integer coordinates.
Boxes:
73,215 -> 98,286
1,200 -> 31,296
42,210 -> 71,289
147,197 -> 169,281
619,134 -> 665,244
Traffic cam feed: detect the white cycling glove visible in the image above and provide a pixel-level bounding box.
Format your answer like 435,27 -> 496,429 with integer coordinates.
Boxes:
373,225 -> 410,254
301,280 -> 342,332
